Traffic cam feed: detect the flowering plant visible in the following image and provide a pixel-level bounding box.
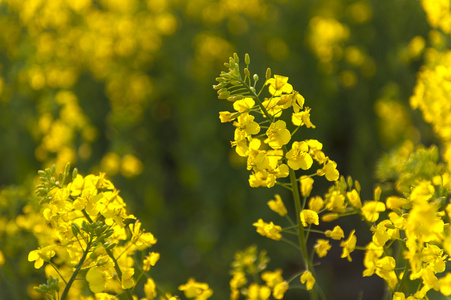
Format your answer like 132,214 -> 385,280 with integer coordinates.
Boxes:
215,53 -> 451,300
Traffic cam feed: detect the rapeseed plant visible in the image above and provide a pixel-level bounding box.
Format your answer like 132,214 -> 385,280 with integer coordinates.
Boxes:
215,52 -> 451,300
29,163 -> 211,299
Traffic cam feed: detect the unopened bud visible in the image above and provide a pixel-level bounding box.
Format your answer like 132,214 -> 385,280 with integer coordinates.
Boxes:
245,53 -> 250,65
253,74 -> 259,83
266,68 -> 272,81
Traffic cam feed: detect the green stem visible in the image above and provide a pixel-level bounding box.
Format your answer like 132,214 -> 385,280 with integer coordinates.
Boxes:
288,166 -> 318,300
61,240 -> 92,300
238,78 -> 274,122
81,209 -> 134,300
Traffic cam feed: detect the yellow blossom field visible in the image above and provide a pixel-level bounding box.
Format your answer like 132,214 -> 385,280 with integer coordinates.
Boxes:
1,0 -> 451,299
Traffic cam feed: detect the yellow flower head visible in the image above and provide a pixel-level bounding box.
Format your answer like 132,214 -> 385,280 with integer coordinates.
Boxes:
230,271 -> 247,291
265,120 -> 291,149
28,245 -> 56,269
347,189 -> 362,208
233,97 -> 255,112
86,267 -> 106,293
261,269 -> 284,288
121,267 -> 135,289
341,230 -> 357,262
314,239 -> 332,258
318,160 -> 339,181
386,196 -> 408,210
321,213 -> 339,222
143,252 -> 160,272
219,111 -> 237,123
292,107 -> 315,128
361,201 -> 386,223
247,283 -> 271,300
300,176 -> 315,197
267,194 -> 287,217
286,141 -> 313,170
178,278 -> 213,299
253,219 -> 282,240
273,281 -> 289,299
308,196 -> 324,212
325,225 -> 344,240
300,209 -> 319,227
300,270 -> 315,290
266,75 -> 293,96
144,278 -> 157,299
410,181 -> 435,203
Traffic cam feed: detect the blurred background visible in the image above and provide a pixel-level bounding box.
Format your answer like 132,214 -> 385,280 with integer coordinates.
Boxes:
0,0 -> 446,299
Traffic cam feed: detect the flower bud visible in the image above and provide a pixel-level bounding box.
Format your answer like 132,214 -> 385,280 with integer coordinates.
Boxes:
245,53 -> 250,65
266,68 -> 272,81
253,74 -> 259,83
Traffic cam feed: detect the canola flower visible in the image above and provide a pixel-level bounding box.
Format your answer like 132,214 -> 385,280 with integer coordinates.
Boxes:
215,53 -> 346,299
29,163 -> 212,300
215,51 -> 451,299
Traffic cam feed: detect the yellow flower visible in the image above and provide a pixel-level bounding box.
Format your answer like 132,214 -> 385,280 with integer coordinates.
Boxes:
178,278 -> 213,299
86,267 -> 106,293
300,270 -> 315,290
143,252 -> 160,271
361,201 -> 386,222
346,189 -> 361,208
286,141 -> 313,170
341,230 -> 357,262
321,213 -> 339,222
300,209 -> 319,227
230,271 -> 247,290
121,267 -> 135,289
144,278 -> 157,299
410,181 -> 435,203
234,114 -> 260,137
386,196 -> 408,210
392,292 -> 407,300
371,220 -> 394,247
267,194 -> 287,217
363,242 -> 384,277
319,160 -> 339,181
325,190 -> 346,212
314,239 -> 331,258
219,111 -> 237,123
28,245 -> 56,269
121,154 -> 143,178
233,97 -> 255,112
253,219 -> 282,240
247,283 -> 271,300
300,176 -> 314,197
308,196 -> 324,212
273,281 -> 288,299
439,273 -> 451,296
265,120 -> 291,149
292,107 -> 315,128
132,223 -> 158,250
261,269 -> 284,288
266,75 -> 293,96
325,225 -> 344,240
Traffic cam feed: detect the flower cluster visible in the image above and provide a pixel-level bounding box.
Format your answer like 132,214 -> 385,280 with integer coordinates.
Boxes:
410,49 -> 451,165
215,53 -> 345,296
29,164 -> 160,299
216,53 -> 339,190
29,163 -> 213,300
229,245 -> 289,300
367,142 -> 451,298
